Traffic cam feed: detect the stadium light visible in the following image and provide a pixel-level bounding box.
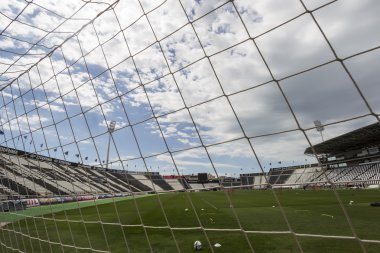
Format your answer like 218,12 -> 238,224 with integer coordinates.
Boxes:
106,121 -> 116,171
314,120 -> 325,142
108,120 -> 116,133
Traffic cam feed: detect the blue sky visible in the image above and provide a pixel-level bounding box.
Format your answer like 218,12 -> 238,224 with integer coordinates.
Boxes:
0,0 -> 380,176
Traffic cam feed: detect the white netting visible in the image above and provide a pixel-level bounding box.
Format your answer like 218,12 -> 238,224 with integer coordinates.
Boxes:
0,0 -> 380,253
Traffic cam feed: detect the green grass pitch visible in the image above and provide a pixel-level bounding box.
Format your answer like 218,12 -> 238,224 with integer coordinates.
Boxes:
1,189 -> 380,253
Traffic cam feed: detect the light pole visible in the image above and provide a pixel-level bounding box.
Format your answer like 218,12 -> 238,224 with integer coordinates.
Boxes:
106,121 -> 116,171
314,120 -> 325,142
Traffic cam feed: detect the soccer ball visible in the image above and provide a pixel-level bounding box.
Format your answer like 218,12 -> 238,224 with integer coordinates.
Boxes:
194,240 -> 202,251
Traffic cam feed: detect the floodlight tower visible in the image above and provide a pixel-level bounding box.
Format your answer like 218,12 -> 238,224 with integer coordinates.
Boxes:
314,120 -> 325,142
106,121 -> 116,171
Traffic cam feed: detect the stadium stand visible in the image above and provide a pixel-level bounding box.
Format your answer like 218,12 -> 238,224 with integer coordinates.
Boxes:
114,173 -> 152,192
146,174 -> 174,191
102,171 -> 135,192
188,183 -> 205,190
206,183 -> 221,188
0,183 -> 18,198
0,123 -> 379,201
304,123 -> 380,166
178,177 -> 191,190
268,168 -> 295,185
165,179 -> 185,191
285,166 -> 321,188
221,181 -> 241,187
0,200 -> 25,212
307,162 -> 380,187
238,163 -> 380,189
187,182 -> 220,191
301,123 -> 380,188
133,174 -> 164,192
2,143 -> 379,198
0,146 -> 178,198
240,173 -> 267,189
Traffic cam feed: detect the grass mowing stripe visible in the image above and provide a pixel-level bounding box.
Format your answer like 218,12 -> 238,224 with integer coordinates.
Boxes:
1,190 -> 380,253
0,194 -> 152,223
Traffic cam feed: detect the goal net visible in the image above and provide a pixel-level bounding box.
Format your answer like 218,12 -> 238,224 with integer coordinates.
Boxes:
0,0 -> 379,252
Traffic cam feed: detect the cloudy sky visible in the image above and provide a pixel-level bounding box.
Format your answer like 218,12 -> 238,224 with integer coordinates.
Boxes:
0,0 -> 379,176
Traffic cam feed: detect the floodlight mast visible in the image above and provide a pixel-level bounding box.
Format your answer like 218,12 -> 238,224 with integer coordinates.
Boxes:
314,120 -> 325,142
106,121 -> 116,171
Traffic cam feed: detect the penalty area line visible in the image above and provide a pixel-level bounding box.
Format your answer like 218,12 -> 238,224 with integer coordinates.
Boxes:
202,199 -> 218,210
321,214 -> 334,219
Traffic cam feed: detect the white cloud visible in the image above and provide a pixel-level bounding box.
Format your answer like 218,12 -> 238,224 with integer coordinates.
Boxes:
210,40 -> 272,94
235,0 -> 304,37
161,24 -> 204,72
0,0 -> 378,173
345,48 -> 380,115
174,58 -> 223,106
0,0 -> 27,19
314,0 -> 380,58
123,16 -> 156,55
113,0 -> 142,29
190,97 -> 244,145
145,75 -> 185,116
180,0 -> 228,21
102,33 -> 130,68
281,62 -> 370,129
256,13 -> 334,79
193,2 -> 249,55
230,82 -> 298,137
134,43 -> 170,83
147,0 -> 188,40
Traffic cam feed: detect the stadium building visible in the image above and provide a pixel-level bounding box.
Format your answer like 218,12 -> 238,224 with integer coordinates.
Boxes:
304,122 -> 380,167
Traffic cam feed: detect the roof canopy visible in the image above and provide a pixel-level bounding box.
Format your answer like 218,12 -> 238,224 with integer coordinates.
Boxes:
304,123 -> 380,156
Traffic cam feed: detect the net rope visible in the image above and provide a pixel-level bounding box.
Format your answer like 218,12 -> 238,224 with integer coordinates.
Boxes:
0,0 -> 379,252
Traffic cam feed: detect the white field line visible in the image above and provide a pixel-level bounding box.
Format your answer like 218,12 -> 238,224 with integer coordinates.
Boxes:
0,227 -> 110,252
321,214 -> 334,219
202,199 -> 218,210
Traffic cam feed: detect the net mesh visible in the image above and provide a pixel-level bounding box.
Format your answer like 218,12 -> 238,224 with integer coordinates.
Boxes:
0,0 -> 379,252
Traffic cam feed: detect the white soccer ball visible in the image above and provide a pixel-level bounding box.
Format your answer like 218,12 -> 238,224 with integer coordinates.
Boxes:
194,240 -> 202,251
185,208 -> 189,212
